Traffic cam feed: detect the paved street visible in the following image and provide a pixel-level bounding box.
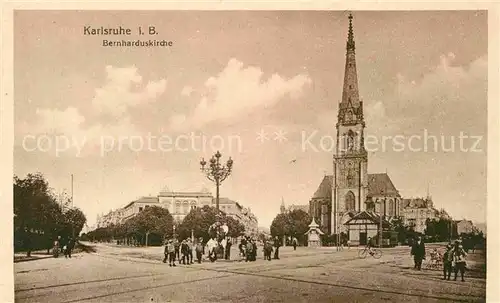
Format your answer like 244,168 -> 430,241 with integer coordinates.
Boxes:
15,243 -> 486,303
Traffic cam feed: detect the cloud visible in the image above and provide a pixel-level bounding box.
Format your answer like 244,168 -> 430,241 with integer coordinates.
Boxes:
181,85 -> 194,97
390,53 -> 487,136
32,107 -> 86,135
17,66 -> 167,156
92,66 -> 167,117
170,58 -> 312,131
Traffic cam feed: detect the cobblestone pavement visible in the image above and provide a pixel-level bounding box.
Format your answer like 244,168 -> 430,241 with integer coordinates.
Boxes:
14,243 -> 486,303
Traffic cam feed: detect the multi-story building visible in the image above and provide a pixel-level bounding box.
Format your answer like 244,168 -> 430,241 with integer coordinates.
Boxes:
93,189 -> 259,236
400,197 -> 439,234
96,208 -> 126,228
121,196 -> 161,222
158,189 -> 213,222
455,219 -> 477,235
218,197 -> 258,236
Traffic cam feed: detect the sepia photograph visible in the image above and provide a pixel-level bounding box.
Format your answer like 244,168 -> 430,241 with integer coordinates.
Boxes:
8,8 -> 494,303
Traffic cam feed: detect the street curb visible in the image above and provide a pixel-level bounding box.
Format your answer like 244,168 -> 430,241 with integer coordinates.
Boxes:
14,255 -> 53,263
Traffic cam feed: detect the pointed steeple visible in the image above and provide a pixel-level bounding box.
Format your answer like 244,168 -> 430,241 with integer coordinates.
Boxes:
338,13 -> 363,124
280,197 -> 286,213
347,13 -> 355,52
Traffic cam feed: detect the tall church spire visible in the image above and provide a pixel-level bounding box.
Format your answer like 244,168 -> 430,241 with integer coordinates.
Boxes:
338,13 -> 363,125
280,197 -> 286,213
347,13 -> 355,52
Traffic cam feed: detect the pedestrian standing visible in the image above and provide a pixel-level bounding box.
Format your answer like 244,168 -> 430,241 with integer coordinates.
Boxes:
245,240 -> 254,262
292,237 -> 298,251
64,237 -> 75,258
187,238 -> 194,264
263,240 -> 273,261
452,241 -> 468,282
251,239 -> 257,261
180,240 -> 189,265
174,238 -> 180,261
442,243 -> 453,280
163,240 -> 169,263
53,236 -> 61,258
167,240 -> 177,267
195,238 -> 204,264
225,237 -> 232,260
239,237 -> 247,259
411,236 -> 426,270
273,236 -> 281,260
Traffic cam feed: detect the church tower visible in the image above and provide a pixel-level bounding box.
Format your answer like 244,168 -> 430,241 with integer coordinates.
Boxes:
280,197 -> 286,214
332,14 -> 369,235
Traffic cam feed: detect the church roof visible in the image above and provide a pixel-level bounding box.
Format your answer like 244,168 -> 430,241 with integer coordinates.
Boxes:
367,173 -> 399,197
401,198 -> 432,208
344,211 -> 391,227
311,173 -> 399,199
311,175 -> 333,199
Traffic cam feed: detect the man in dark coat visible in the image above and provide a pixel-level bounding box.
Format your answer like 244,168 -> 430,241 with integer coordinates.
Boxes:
273,236 -> 281,260
173,238 -> 180,261
225,238 -> 232,260
64,237 -> 75,258
411,236 -> 426,270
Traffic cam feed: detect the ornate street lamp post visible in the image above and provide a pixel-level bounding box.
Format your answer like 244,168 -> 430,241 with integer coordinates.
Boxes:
200,151 -> 234,212
200,151 -> 233,258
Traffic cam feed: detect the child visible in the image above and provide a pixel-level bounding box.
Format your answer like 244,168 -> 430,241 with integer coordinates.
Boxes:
442,244 -> 453,280
195,238 -> 204,264
167,240 -> 176,267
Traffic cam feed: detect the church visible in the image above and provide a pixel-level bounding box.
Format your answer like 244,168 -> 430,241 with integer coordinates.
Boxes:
309,14 -> 402,246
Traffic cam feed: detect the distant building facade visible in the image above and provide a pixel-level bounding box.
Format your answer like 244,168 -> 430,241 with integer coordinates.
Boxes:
158,189 -> 213,222
218,197 -> 258,236
400,197 -> 439,234
455,219 -> 477,235
94,190 -> 258,235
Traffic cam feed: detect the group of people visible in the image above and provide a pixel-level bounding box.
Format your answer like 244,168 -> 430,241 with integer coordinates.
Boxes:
163,236 -> 233,266
163,237 -> 201,266
163,235 -> 285,266
239,236 -> 283,262
52,236 -> 76,258
411,236 -> 469,281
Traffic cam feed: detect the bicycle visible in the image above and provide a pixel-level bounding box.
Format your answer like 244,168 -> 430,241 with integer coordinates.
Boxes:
358,247 -> 383,259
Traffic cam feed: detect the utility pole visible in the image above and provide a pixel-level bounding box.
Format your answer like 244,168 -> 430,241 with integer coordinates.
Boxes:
71,174 -> 75,239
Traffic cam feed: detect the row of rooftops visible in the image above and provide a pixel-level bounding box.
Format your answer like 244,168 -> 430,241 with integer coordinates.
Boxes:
101,192 -> 256,222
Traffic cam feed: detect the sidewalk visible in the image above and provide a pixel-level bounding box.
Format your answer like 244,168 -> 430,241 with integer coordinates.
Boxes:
14,253 -> 52,263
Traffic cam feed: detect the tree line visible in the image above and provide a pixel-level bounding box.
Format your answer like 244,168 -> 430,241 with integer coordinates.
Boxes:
14,173 -> 87,254
270,209 -> 311,245
82,204 -> 246,246
269,209 -> 486,248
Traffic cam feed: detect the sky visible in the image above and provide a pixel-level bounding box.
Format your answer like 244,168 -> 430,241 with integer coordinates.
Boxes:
13,10 -> 488,229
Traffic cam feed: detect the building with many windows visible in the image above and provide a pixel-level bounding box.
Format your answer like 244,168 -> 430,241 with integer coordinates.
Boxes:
121,196 -> 161,223
94,189 -> 258,234
158,188 -> 213,222
400,197 -> 439,234
455,219 -> 478,235
218,197 -> 259,236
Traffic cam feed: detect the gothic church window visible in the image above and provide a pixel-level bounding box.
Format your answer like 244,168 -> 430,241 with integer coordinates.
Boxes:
345,191 -> 355,211
389,199 -> 395,216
